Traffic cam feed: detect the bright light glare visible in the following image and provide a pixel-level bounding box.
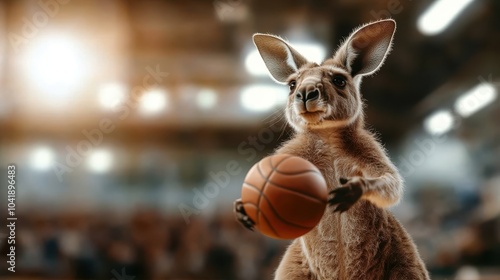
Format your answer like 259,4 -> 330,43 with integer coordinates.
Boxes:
455,266 -> 480,280
23,35 -> 89,97
293,43 -> 327,63
417,0 -> 475,35
31,146 -> 55,171
87,149 -> 113,173
455,83 -> 497,117
99,83 -> 127,109
139,88 -> 168,115
245,42 -> 326,76
245,51 -> 268,76
424,110 -> 454,135
240,85 -> 287,112
196,89 -> 217,109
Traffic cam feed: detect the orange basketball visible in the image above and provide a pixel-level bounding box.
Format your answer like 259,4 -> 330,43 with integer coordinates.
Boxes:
241,154 -> 328,239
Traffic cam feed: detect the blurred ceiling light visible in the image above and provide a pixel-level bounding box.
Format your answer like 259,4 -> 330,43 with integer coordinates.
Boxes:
293,43 -> 327,63
214,0 -> 249,22
424,110 -> 454,135
138,88 -> 168,115
455,83 -> 497,117
87,149 -> 113,173
98,83 -> 127,109
244,50 -> 268,76
240,85 -> 287,112
31,146 -> 55,171
245,42 -> 326,76
455,266 -> 480,280
23,34 -> 89,97
196,89 -> 217,110
417,0 -> 475,35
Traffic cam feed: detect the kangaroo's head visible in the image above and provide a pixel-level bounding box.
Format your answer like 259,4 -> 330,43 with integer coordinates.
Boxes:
253,19 -> 396,132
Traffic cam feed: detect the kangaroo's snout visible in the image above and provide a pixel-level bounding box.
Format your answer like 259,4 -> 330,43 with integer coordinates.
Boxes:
295,82 -> 322,103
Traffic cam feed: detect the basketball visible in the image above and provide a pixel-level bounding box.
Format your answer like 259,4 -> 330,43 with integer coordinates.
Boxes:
241,154 -> 328,239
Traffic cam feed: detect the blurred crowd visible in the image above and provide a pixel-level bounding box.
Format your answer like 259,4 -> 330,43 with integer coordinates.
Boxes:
0,209 -> 286,280
404,174 -> 500,279
0,176 -> 499,280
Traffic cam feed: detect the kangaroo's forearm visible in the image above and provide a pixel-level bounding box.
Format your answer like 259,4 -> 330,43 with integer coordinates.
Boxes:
361,172 -> 403,208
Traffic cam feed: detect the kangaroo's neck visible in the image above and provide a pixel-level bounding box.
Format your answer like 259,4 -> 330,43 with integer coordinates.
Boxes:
301,116 -> 365,144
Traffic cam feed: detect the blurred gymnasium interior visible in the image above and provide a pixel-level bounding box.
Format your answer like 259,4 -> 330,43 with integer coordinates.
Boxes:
0,0 -> 499,279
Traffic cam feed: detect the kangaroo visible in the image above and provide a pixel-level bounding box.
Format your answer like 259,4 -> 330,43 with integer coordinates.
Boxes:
234,19 -> 430,280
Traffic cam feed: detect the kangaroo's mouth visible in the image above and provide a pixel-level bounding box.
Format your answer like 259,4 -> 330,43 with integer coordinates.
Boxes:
299,111 -> 325,124
287,102 -> 331,130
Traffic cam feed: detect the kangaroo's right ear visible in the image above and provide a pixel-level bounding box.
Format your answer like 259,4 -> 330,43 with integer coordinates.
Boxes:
334,19 -> 396,78
253,34 -> 309,84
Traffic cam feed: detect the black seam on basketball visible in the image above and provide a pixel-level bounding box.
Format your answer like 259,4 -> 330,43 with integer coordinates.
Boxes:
249,155 -> 321,232
269,154 -> 294,170
244,181 -> 325,204
243,201 -> 280,237
243,182 -> 262,193
270,156 -> 325,202
255,161 -> 268,182
243,181 -> 265,191
243,185 -> 313,230
255,161 -> 269,228
242,201 -> 281,238
267,182 -> 326,204
259,209 -> 281,238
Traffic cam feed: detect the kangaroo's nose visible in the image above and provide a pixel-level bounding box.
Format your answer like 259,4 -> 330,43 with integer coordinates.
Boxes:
306,89 -> 319,101
295,89 -> 320,102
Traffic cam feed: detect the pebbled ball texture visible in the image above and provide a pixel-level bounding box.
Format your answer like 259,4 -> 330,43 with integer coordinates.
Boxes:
241,154 -> 328,239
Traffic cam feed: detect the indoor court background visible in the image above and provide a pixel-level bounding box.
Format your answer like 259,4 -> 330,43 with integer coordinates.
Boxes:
0,0 -> 499,279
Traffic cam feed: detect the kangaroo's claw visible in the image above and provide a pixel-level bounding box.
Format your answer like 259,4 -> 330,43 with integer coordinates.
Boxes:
234,198 -> 255,231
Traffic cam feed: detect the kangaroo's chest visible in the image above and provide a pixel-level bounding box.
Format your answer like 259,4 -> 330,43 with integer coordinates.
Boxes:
277,135 -> 390,279
276,136 -> 362,190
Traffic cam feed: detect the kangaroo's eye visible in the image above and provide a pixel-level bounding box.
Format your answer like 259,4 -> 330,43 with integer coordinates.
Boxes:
332,76 -> 346,88
288,80 -> 296,93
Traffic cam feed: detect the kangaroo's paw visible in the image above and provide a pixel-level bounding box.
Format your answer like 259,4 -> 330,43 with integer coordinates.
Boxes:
328,177 -> 364,213
233,198 -> 255,231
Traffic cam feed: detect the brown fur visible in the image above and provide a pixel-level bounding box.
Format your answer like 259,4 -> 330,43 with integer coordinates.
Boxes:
274,124 -> 428,279
235,19 -> 430,279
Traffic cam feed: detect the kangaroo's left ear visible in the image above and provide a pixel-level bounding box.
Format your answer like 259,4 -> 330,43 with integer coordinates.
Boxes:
253,34 -> 309,84
335,19 -> 396,78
